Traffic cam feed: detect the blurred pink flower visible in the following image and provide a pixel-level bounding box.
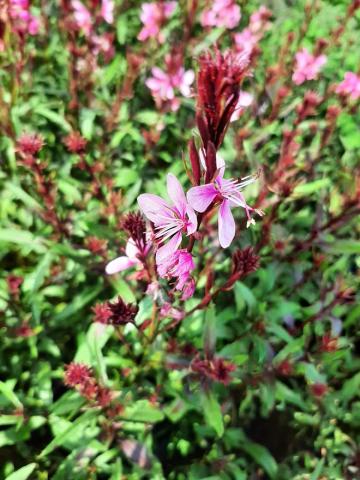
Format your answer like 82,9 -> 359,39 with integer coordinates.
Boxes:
292,48 -> 327,85
336,72 -> 360,100
92,33 -> 115,61
101,0 -> 114,23
157,250 -> 195,298
138,1 -> 176,43
10,0 -> 40,35
234,5 -> 271,55
138,173 -> 197,262
187,165 -> 262,248
230,91 -> 254,122
200,0 -> 241,29
145,62 -> 194,111
71,0 -> 92,35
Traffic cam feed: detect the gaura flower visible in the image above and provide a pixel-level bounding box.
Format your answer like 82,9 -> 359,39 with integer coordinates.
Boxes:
200,0 -> 241,30
187,164 -> 263,248
157,249 -> 195,298
106,239 -> 150,274
138,174 -> 197,262
10,0 -> 40,35
336,72 -> 360,100
292,48 -> 327,85
71,0 -> 92,35
145,63 -> 194,112
101,0 -> 114,24
138,1 -> 176,43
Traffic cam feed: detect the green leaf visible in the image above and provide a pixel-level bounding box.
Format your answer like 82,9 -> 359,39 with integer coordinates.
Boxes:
239,441 -> 278,478
53,285 -> 103,321
5,463 -> 36,480
326,240 -> 360,254
38,410 -> 97,458
34,106 -> 71,132
234,282 -> 256,313
292,178 -> 330,197
0,381 -> 23,409
201,391 -> 224,437
122,400 -> 164,423
0,228 -> 47,253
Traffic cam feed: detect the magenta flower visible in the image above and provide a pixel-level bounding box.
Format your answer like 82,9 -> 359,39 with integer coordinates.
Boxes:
187,165 -> 262,248
234,6 -> 271,55
145,62 -> 194,112
105,240 -> 150,275
200,0 -> 241,30
10,0 -> 40,35
292,48 -> 327,85
101,0 -> 114,23
336,72 -> 360,100
138,1 -> 176,43
138,174 -> 197,262
71,0 -> 92,35
157,249 -> 195,299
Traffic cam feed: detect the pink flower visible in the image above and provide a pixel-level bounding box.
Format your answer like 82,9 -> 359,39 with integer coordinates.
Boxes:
71,0 -> 92,36
200,0 -> 241,29
160,303 -> 185,321
92,33 -> 115,61
157,249 -> 195,298
145,62 -> 194,111
336,72 -> 360,100
138,1 -> 176,43
106,239 -> 150,274
234,29 -> 257,56
10,0 -> 40,35
249,5 -> 272,33
101,0 -> 114,23
138,174 -> 197,262
292,48 -> 327,85
187,164 -> 262,248
230,90 -> 253,122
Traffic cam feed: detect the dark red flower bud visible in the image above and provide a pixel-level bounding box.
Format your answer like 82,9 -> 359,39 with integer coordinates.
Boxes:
121,212 -> 147,253
191,355 -> 236,385
232,247 -> 260,278
108,297 -> 138,325
85,236 -> 108,255
320,334 -> 338,353
64,362 -> 93,387
92,302 -> 112,324
7,275 -> 23,295
188,138 -> 201,185
17,133 -> 44,156
310,383 -> 328,397
197,48 -> 250,149
64,131 -> 87,154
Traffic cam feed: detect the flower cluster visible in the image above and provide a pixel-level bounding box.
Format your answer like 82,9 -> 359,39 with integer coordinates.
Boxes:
10,0 -> 40,36
292,48 -> 327,85
234,5 -> 272,56
200,0 -> 241,30
191,356 -> 236,385
138,1 -> 176,43
64,363 -> 112,407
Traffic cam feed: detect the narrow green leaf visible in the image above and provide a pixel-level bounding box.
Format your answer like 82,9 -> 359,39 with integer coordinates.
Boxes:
5,463 -> 36,480
201,391 -> 224,437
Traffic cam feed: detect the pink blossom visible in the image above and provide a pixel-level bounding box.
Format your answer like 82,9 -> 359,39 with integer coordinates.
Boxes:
101,0 -> 114,23
145,62 -> 194,112
92,33 -> 115,61
138,174 -> 197,262
71,0 -> 92,36
187,165 -> 262,248
10,0 -> 40,35
234,29 -> 257,56
157,249 -> 195,298
336,72 -> 360,100
138,1 -> 176,43
160,303 -> 185,321
200,0 -> 241,29
234,5 -> 271,55
106,239 -> 150,274
230,91 -> 254,122
292,48 -> 327,85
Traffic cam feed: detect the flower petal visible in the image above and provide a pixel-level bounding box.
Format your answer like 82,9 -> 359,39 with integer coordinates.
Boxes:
125,240 -> 140,261
137,193 -> 173,225
105,256 -> 136,274
156,231 -> 182,263
167,173 -> 187,211
187,184 -> 217,212
218,200 -> 235,248
186,204 -> 197,234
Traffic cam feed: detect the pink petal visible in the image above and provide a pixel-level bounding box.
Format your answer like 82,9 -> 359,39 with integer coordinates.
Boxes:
156,231 -> 182,263
105,256 -> 136,274
137,193 -> 173,225
125,240 -> 140,261
218,199 -> 235,248
186,205 -> 197,234
187,184 -> 218,213
167,173 -> 186,211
